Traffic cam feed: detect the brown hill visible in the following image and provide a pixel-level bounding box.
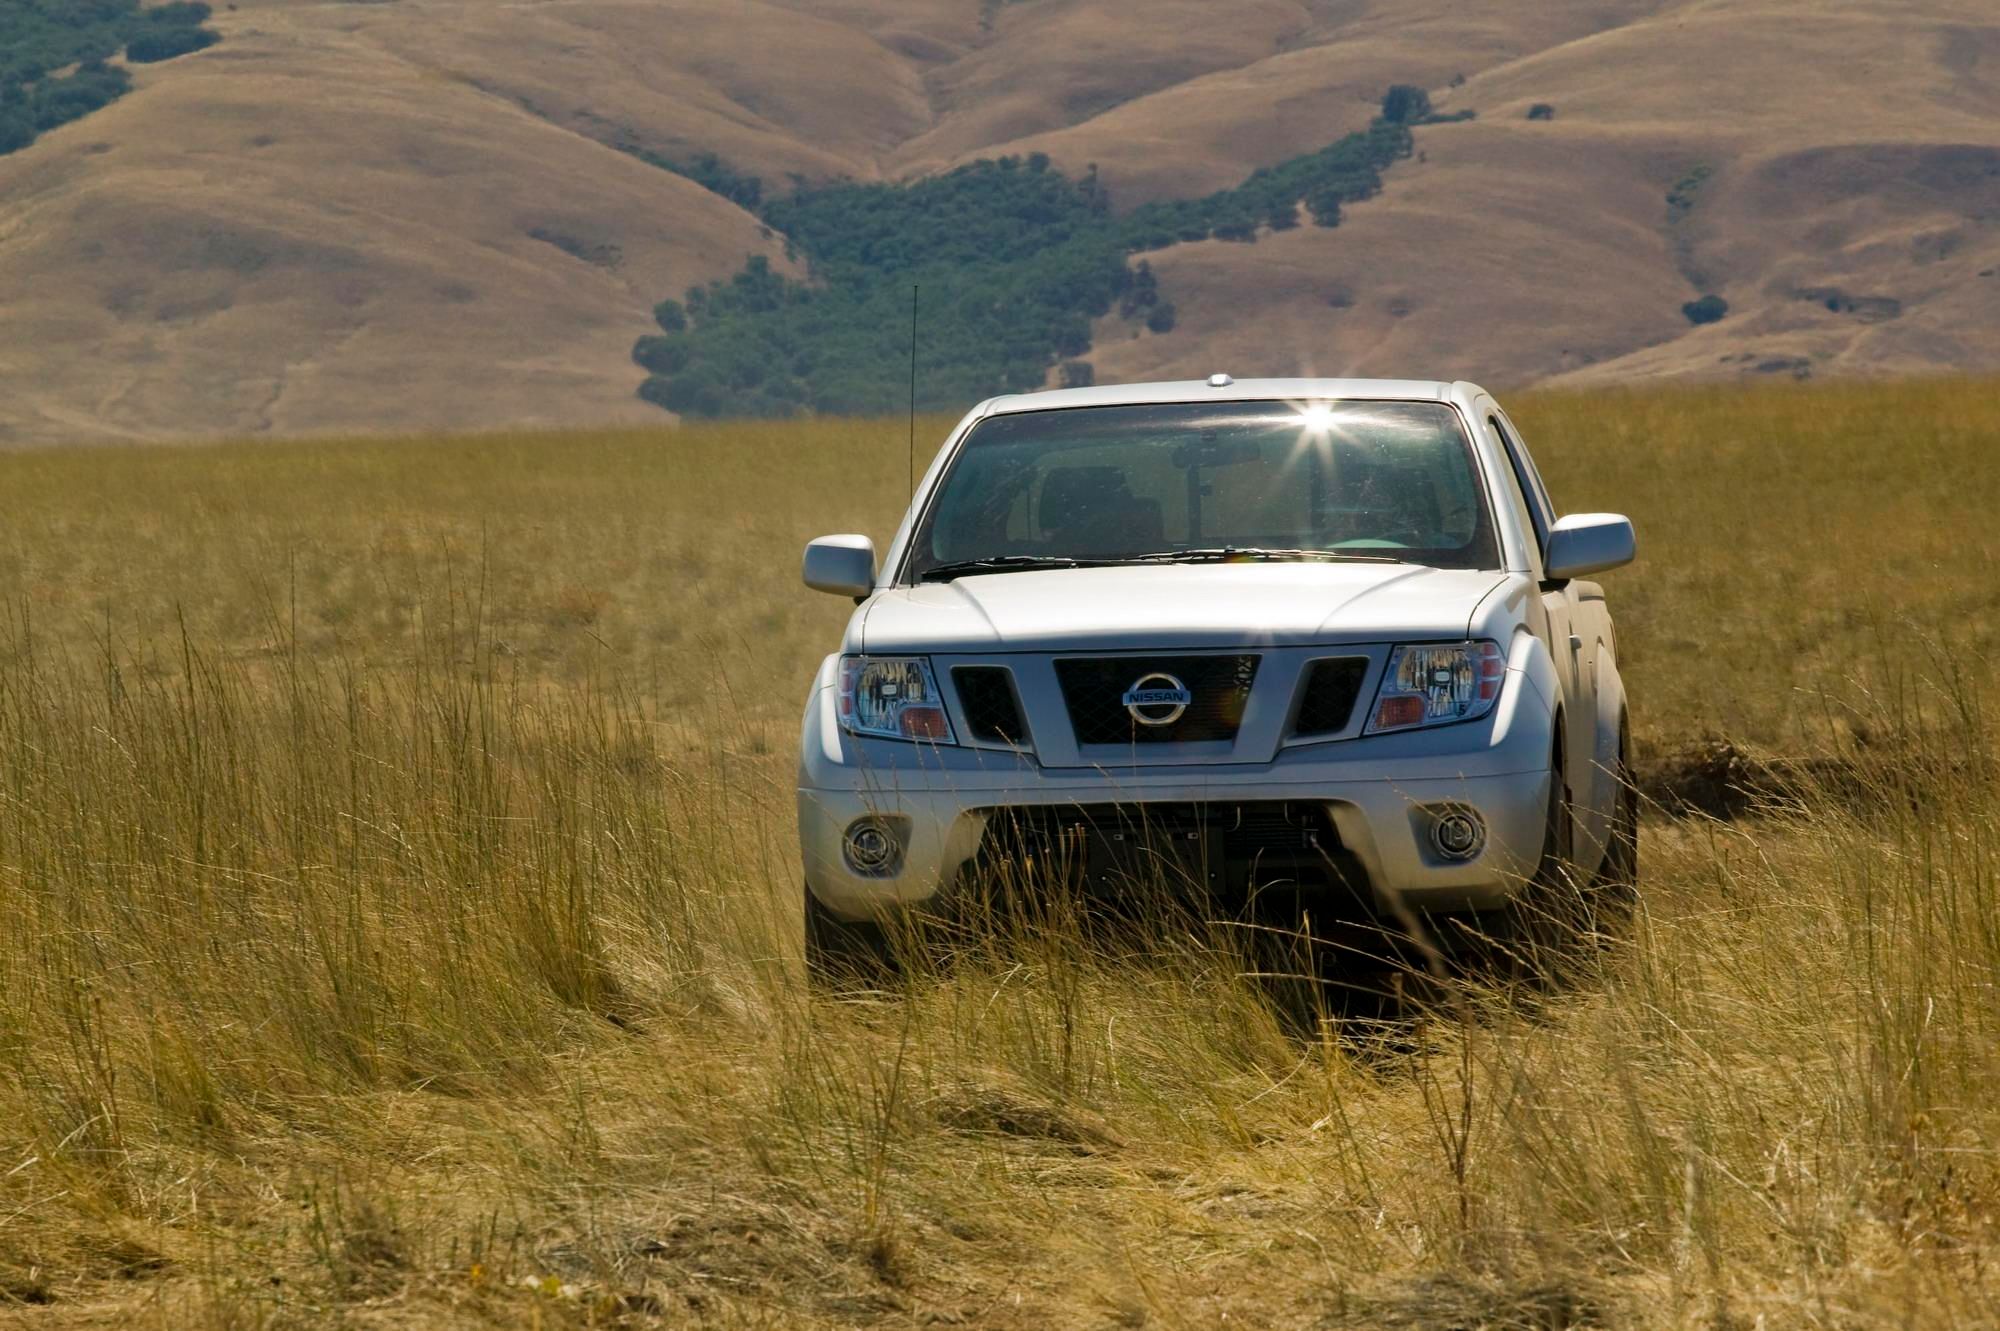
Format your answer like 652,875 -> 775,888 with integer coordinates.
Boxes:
2,0 -> 1996,443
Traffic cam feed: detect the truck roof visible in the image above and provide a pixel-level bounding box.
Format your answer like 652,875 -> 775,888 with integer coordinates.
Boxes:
980,376 -> 1457,415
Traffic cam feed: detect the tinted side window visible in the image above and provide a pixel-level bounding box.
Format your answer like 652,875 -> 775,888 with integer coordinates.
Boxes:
1501,414 -> 1558,522
1488,413 -> 1553,559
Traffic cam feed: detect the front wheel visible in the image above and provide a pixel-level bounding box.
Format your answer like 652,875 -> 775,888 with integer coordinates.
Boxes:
1593,724 -> 1640,907
1471,743 -> 1587,979
1512,728 -> 1639,973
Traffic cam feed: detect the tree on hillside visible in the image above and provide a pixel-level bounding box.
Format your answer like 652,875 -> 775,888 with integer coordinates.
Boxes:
1380,84 -> 1433,125
127,25 -> 217,63
1683,294 -> 1729,325
1118,260 -> 1159,318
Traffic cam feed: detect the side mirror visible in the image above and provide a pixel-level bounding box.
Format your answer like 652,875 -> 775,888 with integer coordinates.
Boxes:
803,534 -> 877,597
1544,513 -> 1635,581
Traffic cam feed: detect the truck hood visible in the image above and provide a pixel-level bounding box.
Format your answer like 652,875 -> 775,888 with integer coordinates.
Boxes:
855,563 -> 1509,654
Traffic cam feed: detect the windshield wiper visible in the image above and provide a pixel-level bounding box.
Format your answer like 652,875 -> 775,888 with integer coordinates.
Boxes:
918,555 -> 1109,582
1122,547 -> 1408,565
917,548 -> 1406,581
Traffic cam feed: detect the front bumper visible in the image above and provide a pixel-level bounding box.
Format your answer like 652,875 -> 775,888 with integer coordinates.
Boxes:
799,650 -> 1558,922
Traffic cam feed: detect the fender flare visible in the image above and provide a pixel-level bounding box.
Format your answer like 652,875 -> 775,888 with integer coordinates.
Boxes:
797,653 -> 842,785
1509,624 -> 1564,721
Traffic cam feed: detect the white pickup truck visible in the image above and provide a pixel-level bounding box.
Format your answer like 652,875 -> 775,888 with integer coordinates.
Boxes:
797,377 -> 1636,980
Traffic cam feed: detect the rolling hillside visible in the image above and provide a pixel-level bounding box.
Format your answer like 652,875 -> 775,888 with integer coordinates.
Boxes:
1,0 -> 1996,443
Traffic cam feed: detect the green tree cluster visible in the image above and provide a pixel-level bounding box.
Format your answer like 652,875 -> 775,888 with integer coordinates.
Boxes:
636,87 -> 1433,418
0,0 -> 219,155
1117,116 -> 1413,250
127,17 -> 218,64
637,156 -> 1129,417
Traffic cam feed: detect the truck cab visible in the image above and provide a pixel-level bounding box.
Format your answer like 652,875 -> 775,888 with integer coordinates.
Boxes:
798,378 -> 1637,980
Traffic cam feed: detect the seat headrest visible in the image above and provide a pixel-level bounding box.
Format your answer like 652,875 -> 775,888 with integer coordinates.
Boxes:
1039,466 -> 1128,530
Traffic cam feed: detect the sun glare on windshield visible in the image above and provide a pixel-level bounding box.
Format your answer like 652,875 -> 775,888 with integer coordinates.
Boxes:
1298,402 -> 1339,432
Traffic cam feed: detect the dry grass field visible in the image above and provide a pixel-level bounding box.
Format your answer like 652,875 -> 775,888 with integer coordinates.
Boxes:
1,378 -> 1998,1327
3,0 -> 1998,443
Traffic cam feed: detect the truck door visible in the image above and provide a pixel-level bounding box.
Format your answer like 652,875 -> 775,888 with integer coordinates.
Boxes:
1485,410 -> 1601,866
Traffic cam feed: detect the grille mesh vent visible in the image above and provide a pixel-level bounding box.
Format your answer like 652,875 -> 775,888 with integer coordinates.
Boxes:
1292,657 -> 1370,737
952,667 -> 1028,746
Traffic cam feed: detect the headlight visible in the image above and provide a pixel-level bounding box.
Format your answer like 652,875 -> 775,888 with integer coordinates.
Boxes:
838,656 -> 957,743
1366,640 -> 1506,734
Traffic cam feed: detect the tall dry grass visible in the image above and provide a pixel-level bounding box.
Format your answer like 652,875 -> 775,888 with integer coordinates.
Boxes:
0,381 -> 1995,1326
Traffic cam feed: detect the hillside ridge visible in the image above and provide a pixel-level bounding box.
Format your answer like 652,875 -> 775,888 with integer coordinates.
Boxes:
1,0 -> 1996,442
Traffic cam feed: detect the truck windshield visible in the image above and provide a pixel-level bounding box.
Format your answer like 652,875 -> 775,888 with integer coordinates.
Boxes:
906,400 -> 1499,580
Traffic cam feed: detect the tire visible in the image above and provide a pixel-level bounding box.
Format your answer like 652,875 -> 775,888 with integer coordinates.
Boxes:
803,884 -> 899,991
1509,725 -> 1645,978
1473,740 -> 1586,981
1535,746 -> 1577,889
1592,723 -> 1640,911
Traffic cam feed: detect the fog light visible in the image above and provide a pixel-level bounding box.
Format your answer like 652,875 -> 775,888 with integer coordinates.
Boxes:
1429,808 -> 1486,861
842,819 -> 904,876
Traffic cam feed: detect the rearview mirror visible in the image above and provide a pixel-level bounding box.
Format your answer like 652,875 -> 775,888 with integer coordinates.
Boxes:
803,534 -> 877,597
1544,513 -> 1635,581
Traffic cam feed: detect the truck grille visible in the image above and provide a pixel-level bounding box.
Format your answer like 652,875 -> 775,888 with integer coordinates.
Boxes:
952,666 -> 1028,746
1291,657 -> 1370,737
1055,654 -> 1259,745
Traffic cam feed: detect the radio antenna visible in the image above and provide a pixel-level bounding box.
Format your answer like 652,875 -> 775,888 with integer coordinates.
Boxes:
907,283 -> 919,498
